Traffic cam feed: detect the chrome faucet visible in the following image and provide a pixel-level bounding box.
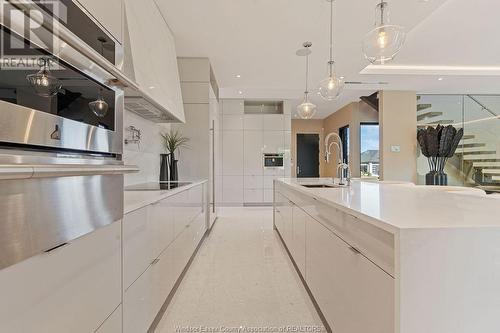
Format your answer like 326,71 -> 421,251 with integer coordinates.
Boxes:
325,132 -> 350,186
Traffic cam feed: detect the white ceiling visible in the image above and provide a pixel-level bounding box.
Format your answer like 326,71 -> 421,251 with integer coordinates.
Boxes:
156,0 -> 500,119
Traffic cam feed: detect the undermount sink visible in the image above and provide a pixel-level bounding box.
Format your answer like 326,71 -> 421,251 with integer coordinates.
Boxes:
301,184 -> 341,189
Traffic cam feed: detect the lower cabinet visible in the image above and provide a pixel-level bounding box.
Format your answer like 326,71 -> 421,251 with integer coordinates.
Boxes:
291,205 -> 306,275
123,183 -> 207,333
0,221 -> 122,333
306,216 -> 394,333
96,305 -> 122,333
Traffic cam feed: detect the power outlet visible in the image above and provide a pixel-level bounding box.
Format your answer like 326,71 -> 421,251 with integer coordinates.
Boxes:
391,145 -> 401,153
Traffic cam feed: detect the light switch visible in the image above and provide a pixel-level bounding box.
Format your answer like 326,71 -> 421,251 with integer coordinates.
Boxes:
391,145 -> 401,153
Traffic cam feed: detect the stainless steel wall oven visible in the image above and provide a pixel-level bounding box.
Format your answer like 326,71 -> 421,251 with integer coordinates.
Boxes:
0,0 -> 135,270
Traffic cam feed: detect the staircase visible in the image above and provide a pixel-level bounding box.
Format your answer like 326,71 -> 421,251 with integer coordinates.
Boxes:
417,97 -> 500,188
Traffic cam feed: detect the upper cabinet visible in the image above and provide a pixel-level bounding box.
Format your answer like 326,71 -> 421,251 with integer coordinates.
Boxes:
75,0 -> 123,43
122,0 -> 185,123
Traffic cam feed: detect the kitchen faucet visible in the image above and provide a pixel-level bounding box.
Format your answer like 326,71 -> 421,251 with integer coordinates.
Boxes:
325,132 -> 350,186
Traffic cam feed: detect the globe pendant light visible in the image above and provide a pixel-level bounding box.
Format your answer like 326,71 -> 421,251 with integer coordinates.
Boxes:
26,59 -> 62,97
89,88 -> 109,117
296,42 -> 317,119
362,1 -> 406,65
318,0 -> 344,101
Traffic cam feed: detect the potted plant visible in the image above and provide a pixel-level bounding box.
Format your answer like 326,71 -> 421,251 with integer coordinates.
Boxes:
160,129 -> 190,181
417,124 -> 463,185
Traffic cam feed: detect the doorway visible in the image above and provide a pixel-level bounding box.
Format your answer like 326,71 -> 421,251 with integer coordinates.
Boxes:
296,134 -> 320,178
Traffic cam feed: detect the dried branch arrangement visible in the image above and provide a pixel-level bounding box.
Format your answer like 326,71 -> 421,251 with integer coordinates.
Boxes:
417,125 -> 464,173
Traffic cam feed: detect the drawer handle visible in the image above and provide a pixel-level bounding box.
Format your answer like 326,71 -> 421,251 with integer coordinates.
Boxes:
348,246 -> 362,255
151,258 -> 160,265
44,242 -> 69,253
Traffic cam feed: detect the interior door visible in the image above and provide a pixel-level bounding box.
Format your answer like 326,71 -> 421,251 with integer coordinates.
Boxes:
296,134 -> 320,178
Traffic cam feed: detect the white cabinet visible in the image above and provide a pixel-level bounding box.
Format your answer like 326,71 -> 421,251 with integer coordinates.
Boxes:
244,114 -> 264,130
292,206 -> 307,276
223,114 -> 244,131
222,131 -> 244,175
77,0 -> 123,43
124,0 -> 185,122
123,183 -> 207,333
96,305 -> 122,333
263,131 -> 284,153
222,175 -> 244,204
222,99 -> 244,114
123,265 -> 156,333
306,217 -> 394,333
0,222 -> 121,333
263,115 -> 284,131
244,131 -> 264,175
244,189 -> 263,203
123,206 -> 154,290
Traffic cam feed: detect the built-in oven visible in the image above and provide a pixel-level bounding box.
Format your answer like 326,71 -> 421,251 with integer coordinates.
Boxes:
264,153 -> 284,168
0,0 -> 123,155
0,0 -> 135,271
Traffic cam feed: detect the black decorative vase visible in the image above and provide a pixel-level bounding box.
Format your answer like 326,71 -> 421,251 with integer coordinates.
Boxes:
169,152 -> 178,182
426,171 -> 448,186
159,153 -> 170,182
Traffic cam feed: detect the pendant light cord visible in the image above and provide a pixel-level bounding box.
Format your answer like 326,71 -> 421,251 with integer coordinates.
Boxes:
380,0 -> 385,25
329,0 -> 334,76
305,51 -> 309,94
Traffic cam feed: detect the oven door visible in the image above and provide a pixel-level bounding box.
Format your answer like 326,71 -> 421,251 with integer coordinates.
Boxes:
0,1 -> 123,155
264,154 -> 284,168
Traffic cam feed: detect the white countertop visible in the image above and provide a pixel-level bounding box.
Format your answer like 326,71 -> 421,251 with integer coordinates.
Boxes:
277,178 -> 500,231
124,179 -> 207,214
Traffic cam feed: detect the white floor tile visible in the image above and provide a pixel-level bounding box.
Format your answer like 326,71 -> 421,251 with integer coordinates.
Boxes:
155,207 -> 325,332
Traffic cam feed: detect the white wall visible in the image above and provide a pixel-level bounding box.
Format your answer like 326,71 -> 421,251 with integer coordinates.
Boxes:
123,110 -> 170,186
220,99 -> 291,205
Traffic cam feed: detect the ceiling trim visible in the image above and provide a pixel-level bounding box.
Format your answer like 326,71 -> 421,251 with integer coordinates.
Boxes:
360,65 -> 500,76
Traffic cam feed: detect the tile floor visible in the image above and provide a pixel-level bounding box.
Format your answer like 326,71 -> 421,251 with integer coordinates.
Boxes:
155,207 -> 325,332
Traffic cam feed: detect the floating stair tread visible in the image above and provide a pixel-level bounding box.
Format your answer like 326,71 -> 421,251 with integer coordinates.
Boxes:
417,112 -> 443,121
463,154 -> 500,161
473,162 -> 500,168
417,104 -> 432,111
482,169 -> 500,175
460,147 -> 495,153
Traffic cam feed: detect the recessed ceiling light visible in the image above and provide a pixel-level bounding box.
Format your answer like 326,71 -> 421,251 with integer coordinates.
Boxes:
238,90 -> 243,95
149,86 -> 155,89
438,77 -> 444,81
235,74 -> 241,78
340,76 -> 345,79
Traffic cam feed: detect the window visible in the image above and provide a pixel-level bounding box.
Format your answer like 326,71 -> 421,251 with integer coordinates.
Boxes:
339,125 -> 349,164
360,123 -> 380,178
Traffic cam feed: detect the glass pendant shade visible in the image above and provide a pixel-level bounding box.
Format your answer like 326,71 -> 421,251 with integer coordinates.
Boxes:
26,66 -> 62,97
89,90 -> 109,118
362,1 -> 406,64
318,62 -> 344,101
296,93 -> 317,119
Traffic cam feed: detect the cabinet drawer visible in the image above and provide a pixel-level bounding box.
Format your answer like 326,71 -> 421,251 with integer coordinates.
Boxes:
123,266 -> 155,333
123,207 -> 154,290
96,305 -> 122,333
0,222 -> 121,333
314,204 -> 395,276
149,197 -> 175,255
306,218 -> 394,333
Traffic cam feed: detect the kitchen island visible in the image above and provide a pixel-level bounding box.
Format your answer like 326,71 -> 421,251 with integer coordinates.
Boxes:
274,178 -> 500,333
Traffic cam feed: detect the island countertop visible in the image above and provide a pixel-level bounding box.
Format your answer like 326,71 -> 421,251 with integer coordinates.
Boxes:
276,178 -> 500,232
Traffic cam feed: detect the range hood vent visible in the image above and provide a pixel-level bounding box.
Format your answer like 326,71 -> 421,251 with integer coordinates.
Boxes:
124,96 -> 177,122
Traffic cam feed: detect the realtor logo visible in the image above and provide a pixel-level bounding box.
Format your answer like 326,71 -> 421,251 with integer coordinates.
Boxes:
1,0 -> 67,70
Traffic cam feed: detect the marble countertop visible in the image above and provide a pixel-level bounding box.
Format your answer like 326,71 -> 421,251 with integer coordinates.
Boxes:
277,178 -> 500,232
124,179 -> 207,214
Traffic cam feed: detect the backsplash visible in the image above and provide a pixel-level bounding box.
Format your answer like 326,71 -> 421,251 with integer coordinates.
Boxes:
122,110 -> 170,186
